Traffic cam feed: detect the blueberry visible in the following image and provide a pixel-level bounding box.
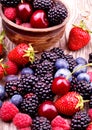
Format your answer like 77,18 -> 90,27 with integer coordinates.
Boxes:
0,85 -> 5,99
73,64 -> 87,76
10,94 -> 23,106
54,68 -> 72,81
75,57 -> 87,65
4,75 -> 18,82
77,73 -> 90,82
55,58 -> 69,70
0,100 -> 2,108
21,67 -> 34,75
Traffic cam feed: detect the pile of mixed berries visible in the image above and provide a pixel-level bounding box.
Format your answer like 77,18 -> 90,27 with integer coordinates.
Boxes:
0,41 -> 92,130
0,0 -> 68,28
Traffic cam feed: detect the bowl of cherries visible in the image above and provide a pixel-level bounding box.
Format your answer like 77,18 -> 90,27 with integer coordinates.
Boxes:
0,0 -> 69,52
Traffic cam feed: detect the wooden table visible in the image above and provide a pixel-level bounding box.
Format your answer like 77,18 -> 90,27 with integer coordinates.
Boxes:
0,0 -> 92,129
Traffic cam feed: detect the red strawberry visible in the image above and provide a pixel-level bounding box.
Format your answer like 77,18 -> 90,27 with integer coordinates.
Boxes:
54,92 -> 84,116
0,30 -> 5,57
4,60 -> 19,75
0,64 -> 4,79
8,43 -> 35,66
86,124 -> 92,130
68,21 -> 90,51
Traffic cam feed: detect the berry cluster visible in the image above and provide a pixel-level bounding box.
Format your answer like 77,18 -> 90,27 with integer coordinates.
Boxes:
1,0 -> 68,28
0,46 -> 92,130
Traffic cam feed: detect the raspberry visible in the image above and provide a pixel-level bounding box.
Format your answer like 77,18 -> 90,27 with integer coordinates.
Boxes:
52,127 -> 63,130
4,7 -> 17,21
88,109 -> 92,121
51,115 -> 70,130
18,128 -> 31,130
13,113 -> 32,129
87,124 -> 92,130
0,101 -> 19,122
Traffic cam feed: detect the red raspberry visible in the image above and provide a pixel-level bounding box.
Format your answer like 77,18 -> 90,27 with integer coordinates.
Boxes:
15,18 -> 22,25
0,101 -> 19,122
4,7 -> 17,21
13,113 -> 32,128
18,127 -> 31,130
52,127 -> 63,130
51,115 -> 70,130
88,109 -> 92,121
5,60 -> 19,75
86,124 -> 92,130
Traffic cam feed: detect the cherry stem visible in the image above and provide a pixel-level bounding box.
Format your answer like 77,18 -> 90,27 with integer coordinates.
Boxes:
66,63 -> 92,80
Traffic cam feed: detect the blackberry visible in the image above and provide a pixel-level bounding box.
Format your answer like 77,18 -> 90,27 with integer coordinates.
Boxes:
32,116 -> 51,130
71,110 -> 91,130
70,76 -> 78,91
0,0 -> 21,7
5,80 -> 20,97
40,73 -> 53,86
72,80 -> 92,100
41,51 -> 59,65
64,54 -> 77,72
35,60 -> 54,77
32,81 -> 54,103
89,95 -> 92,108
48,2 -> 68,26
20,94 -> 39,117
33,0 -> 54,11
19,74 -> 39,94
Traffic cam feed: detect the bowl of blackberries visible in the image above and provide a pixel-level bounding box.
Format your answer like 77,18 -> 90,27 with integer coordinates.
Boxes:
0,0 -> 69,52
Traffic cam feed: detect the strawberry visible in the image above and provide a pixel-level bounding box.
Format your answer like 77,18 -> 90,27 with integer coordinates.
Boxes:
54,92 -> 84,116
0,30 -> 5,57
4,60 -> 19,75
68,21 -> 91,51
86,124 -> 92,130
8,43 -> 35,66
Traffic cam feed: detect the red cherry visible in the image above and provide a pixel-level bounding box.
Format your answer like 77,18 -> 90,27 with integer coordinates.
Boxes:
51,77 -> 70,95
38,101 -> 58,121
30,10 -> 49,28
17,2 -> 33,22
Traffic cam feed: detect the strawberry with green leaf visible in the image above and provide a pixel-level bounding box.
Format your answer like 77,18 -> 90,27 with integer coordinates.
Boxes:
68,20 -> 91,51
8,43 -> 35,66
55,92 -> 84,116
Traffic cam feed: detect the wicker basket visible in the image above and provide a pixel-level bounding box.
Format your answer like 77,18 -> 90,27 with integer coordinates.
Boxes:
0,2 -> 70,52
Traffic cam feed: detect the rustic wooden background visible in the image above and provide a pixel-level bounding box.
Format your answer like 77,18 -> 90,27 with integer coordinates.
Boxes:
0,0 -> 92,129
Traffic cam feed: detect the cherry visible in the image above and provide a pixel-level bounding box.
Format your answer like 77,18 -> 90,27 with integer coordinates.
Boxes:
17,2 -> 33,22
51,77 -> 70,95
30,10 -> 49,28
38,101 -> 58,121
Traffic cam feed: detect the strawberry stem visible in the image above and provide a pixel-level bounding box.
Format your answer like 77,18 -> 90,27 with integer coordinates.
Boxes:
0,30 -> 5,43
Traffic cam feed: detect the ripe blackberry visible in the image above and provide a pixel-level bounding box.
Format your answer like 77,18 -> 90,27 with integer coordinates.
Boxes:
50,47 -> 65,58
48,2 -> 68,26
32,116 -> 51,130
71,110 -> 91,130
20,94 -> 39,117
72,80 -> 92,100
5,80 -> 20,97
70,76 -> 78,91
89,95 -> 92,108
41,51 -> 59,65
0,0 -> 21,7
19,74 -> 39,94
33,0 -> 54,11
64,54 -> 77,72
35,60 -> 54,77
40,73 -> 53,86
32,81 -> 54,103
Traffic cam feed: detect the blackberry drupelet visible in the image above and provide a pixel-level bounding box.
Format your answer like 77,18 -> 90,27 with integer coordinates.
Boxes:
20,94 -> 39,117
33,0 -> 54,11
32,81 -> 54,103
35,60 -> 54,77
89,95 -> 92,108
0,0 -> 21,7
48,2 -> 68,26
70,76 -> 78,91
32,116 -> 51,130
64,54 -> 77,72
30,57 -> 41,69
5,80 -> 20,97
40,73 -> 53,86
72,80 -> 92,100
50,47 -> 65,58
71,110 -> 91,130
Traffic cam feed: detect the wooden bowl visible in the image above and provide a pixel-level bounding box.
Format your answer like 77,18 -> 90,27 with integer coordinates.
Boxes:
0,2 -> 70,52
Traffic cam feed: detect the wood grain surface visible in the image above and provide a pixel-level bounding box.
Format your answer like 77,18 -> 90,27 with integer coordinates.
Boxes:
0,0 -> 92,129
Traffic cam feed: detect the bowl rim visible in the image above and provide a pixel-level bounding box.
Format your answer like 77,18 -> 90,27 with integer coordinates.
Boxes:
0,2 -> 70,32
